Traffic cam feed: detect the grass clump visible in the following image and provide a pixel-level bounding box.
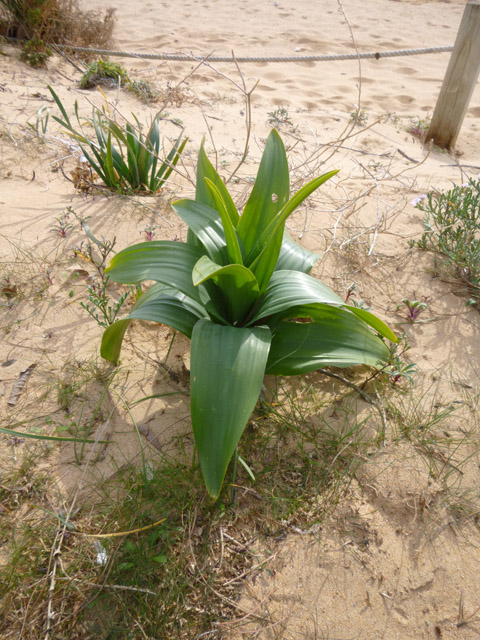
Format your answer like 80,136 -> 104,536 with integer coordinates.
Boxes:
414,178 -> 480,304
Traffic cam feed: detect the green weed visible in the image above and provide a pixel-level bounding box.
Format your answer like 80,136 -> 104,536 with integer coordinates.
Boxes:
414,178 -> 480,303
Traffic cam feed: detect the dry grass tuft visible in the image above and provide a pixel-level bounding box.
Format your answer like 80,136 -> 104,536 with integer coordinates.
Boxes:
0,0 -> 116,62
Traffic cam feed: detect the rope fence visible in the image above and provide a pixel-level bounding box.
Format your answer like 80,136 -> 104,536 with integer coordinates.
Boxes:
3,38 -> 453,63
50,43 -> 454,63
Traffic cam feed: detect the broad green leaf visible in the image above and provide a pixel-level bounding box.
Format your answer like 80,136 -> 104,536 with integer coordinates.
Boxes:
246,170 -> 338,270
237,129 -> 289,255
190,319 -> 271,499
101,283 -> 207,363
192,256 -> 259,323
276,231 -> 319,273
248,270 -> 344,324
204,178 -> 244,264
248,220 -> 285,294
265,306 -> 390,375
196,141 -> 239,225
172,200 -> 227,265
128,294 -> 204,337
347,305 -> 398,343
106,241 -> 204,302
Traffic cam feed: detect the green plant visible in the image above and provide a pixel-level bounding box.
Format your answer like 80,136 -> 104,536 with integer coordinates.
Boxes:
70,208 -> 117,277
80,276 -> 132,328
99,130 -> 397,499
383,333 -> 417,385
127,78 -> 159,103
407,116 -> 430,140
349,107 -> 368,127
80,60 -> 130,89
414,179 -> 480,301
20,37 -> 51,66
27,103 -> 50,139
48,86 -> 187,195
267,106 -> 292,126
80,61 -> 160,102
397,297 -> 429,322
49,209 -> 73,237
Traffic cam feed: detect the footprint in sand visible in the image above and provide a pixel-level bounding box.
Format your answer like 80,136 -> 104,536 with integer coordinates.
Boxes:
396,67 -> 418,75
397,95 -> 415,105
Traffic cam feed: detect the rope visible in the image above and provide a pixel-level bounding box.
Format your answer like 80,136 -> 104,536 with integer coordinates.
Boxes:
42,42 -> 455,63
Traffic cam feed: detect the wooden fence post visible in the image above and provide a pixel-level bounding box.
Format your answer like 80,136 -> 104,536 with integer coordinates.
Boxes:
426,0 -> 480,149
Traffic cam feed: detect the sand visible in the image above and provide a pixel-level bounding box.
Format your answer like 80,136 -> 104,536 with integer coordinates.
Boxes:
1,0 -> 480,637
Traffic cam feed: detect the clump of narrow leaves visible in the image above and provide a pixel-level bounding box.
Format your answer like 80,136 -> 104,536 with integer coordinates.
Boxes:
48,86 -> 186,194
100,130 -> 397,499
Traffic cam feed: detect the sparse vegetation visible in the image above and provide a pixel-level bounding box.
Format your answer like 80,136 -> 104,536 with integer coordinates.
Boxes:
414,178 -> 480,304
0,0 -> 116,66
2,42 -> 480,639
267,106 -> 292,126
80,59 -> 160,102
407,115 -> 431,140
349,106 -> 368,126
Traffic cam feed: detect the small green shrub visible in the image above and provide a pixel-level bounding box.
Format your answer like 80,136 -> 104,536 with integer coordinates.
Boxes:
349,107 -> 368,126
80,60 -> 129,89
99,130 -> 398,499
267,106 -> 292,126
80,60 -> 160,102
414,179 -> 480,302
48,85 -> 187,195
20,36 -> 51,66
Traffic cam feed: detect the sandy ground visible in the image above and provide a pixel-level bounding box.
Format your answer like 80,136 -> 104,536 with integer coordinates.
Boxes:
1,0 -> 480,637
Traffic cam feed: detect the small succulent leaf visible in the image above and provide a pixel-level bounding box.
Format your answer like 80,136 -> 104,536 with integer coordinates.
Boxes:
100,319 -> 131,364
196,142 -> 239,225
192,256 -> 259,323
248,270 -> 344,324
276,231 -> 319,273
204,178 -> 244,264
190,319 -> 271,499
245,170 -> 339,267
237,129 -> 289,255
347,306 -> 398,343
265,305 -> 390,375
105,241 -> 204,302
172,199 -> 227,264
